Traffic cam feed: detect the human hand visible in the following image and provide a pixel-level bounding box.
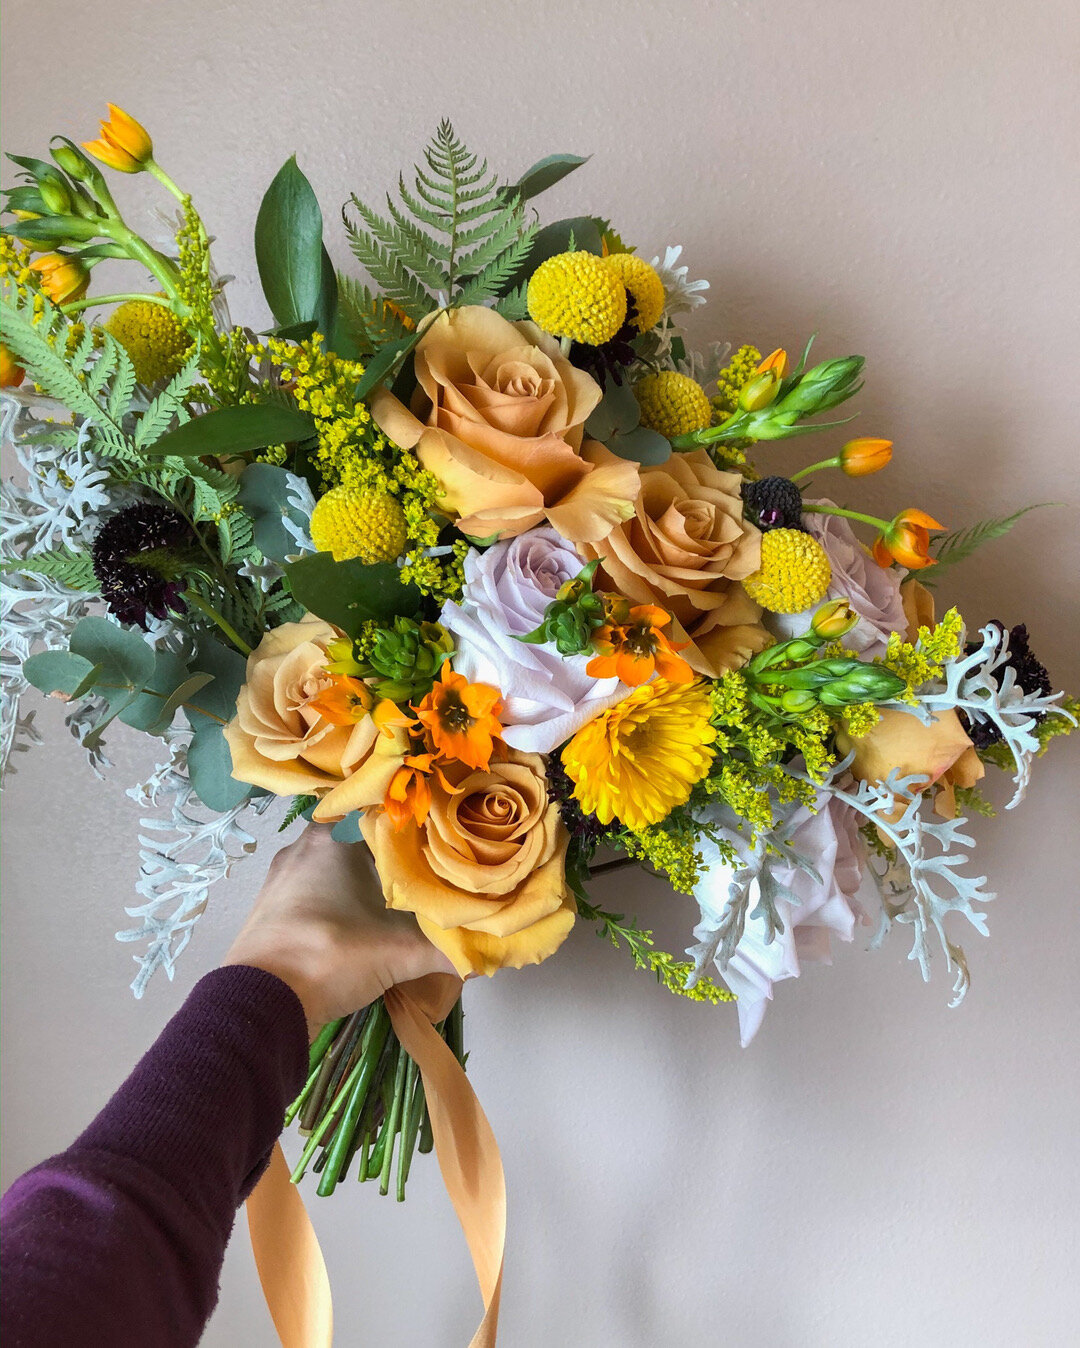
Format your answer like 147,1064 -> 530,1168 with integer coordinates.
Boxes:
223,824 -> 457,1036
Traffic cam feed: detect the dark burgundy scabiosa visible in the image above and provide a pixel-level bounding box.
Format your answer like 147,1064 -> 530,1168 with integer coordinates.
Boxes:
741,475 -> 805,532
91,502 -> 193,629
965,620 -> 1054,749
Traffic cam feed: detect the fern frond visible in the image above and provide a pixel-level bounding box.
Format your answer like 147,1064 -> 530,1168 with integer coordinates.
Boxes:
456,227 -> 538,307
2,546 -> 98,592
335,273 -> 410,352
347,195 -> 448,292
133,348 -> 199,450
342,216 -> 432,321
929,503 -> 1061,578
495,281 -> 529,320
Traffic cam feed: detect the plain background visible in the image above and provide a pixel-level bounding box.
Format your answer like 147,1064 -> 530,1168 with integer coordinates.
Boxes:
2,2 -> 1079,1344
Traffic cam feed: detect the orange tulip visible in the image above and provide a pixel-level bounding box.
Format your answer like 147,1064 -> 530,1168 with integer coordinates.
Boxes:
872,509 -> 945,570
0,344 -> 25,389
28,252 -> 90,305
840,436 -> 892,477
83,104 -> 153,173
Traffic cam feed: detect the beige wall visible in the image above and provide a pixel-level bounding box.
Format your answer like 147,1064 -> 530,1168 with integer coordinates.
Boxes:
2,2 -> 1079,1344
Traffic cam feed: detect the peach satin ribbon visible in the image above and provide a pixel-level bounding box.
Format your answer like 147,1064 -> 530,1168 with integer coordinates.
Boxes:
246,973 -> 505,1347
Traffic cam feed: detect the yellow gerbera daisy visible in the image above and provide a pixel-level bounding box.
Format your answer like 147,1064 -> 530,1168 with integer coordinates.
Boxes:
561,680 -> 716,833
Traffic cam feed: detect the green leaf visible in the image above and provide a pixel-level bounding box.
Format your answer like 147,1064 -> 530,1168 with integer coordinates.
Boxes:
255,156 -> 331,333
117,652 -> 213,735
2,546 -> 98,591
284,554 -> 420,639
506,153 -> 589,203
183,640 -> 248,732
237,462 -> 308,563
144,401 -> 315,458
503,215 -> 605,294
330,812 -> 364,844
606,426 -> 671,467
929,503 -> 1062,577
22,650 -> 99,698
68,616 -> 155,699
188,721 -> 253,812
353,328 -> 424,401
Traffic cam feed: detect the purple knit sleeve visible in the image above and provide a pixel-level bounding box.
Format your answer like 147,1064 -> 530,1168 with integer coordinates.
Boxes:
0,964 -> 308,1348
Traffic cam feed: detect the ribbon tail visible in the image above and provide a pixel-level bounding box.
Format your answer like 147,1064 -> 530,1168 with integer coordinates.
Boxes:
246,1141 -> 333,1348
386,982 -> 506,1348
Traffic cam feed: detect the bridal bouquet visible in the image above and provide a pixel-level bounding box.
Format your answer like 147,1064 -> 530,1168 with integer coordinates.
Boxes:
3,110 -> 1076,1201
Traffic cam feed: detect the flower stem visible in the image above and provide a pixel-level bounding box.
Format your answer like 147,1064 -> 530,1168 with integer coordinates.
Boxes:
60,292 -> 173,315
146,159 -> 187,204
396,1056 -> 423,1201
182,591 -> 252,656
790,456 -> 840,483
802,502 -> 888,531
378,1046 -> 410,1196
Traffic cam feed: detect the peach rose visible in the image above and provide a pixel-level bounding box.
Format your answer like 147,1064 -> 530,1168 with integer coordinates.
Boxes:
224,615 -> 398,814
838,578 -> 982,812
370,305 -> 639,543
579,446 -> 770,676
359,749 -> 575,977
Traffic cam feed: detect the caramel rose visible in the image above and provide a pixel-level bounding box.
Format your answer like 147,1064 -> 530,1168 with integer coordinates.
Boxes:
360,749 -> 575,976
370,305 -> 639,543
580,445 -> 770,676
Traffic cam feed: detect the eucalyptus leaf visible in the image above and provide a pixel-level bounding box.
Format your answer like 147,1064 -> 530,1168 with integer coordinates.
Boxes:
184,640 -> 248,732
330,812 -> 364,844
22,649 -> 99,698
607,425 -> 671,466
68,616 -> 155,698
144,401 -> 315,458
255,156 -> 331,332
237,462 -> 310,563
284,554 -> 420,638
187,722 -> 253,812
117,649 -> 192,732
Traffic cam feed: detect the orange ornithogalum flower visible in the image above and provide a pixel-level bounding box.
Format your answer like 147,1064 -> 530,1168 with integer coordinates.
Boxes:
372,697 -> 417,738
840,437 -> 893,477
587,601 -> 693,686
309,673 -> 373,726
383,753 -> 460,830
29,252 -> 89,305
414,664 -> 504,770
83,104 -> 154,173
0,344 -> 24,388
872,509 -> 945,570
756,347 -> 788,377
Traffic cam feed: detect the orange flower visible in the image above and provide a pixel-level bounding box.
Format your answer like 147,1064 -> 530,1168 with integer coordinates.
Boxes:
29,252 -> 89,305
414,664 -> 504,770
384,754 -> 436,829
840,437 -> 892,477
756,347 -> 788,376
83,104 -> 153,173
586,602 -> 693,686
307,672 -> 373,726
0,344 -> 24,389
872,509 -> 945,570
372,697 -> 417,738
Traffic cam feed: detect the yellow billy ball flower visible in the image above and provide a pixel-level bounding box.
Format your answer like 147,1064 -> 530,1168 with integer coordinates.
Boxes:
105,300 -> 190,384
633,370 -> 712,438
310,485 -> 408,564
601,253 -> 665,332
561,679 -> 717,833
741,528 -> 832,614
526,251 -> 627,345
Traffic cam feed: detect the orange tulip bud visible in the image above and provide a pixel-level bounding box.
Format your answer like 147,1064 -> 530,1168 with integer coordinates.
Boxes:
83,104 -> 153,173
756,347 -> 788,377
840,436 -> 892,477
28,252 -> 90,305
0,343 -> 25,388
872,509 -> 945,570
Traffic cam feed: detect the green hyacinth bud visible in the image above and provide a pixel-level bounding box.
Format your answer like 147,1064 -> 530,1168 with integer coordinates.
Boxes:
366,617 -> 453,702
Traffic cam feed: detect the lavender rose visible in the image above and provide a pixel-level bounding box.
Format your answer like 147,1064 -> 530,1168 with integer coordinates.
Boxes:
767,501 -> 907,657
439,527 -> 626,754
691,794 -> 865,1046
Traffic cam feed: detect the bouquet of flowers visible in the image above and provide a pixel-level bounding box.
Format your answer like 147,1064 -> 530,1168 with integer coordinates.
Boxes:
3,109 -> 1076,1207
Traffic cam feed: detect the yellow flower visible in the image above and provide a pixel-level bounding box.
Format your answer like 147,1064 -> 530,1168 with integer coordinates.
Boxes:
105,300 -> 189,383
526,250 -> 627,345
310,484 -> 408,563
601,253 -> 665,331
0,344 -> 24,388
742,528 -> 832,614
28,252 -> 89,305
840,436 -> 892,477
83,104 -> 153,173
561,679 -> 717,832
633,371 -> 712,438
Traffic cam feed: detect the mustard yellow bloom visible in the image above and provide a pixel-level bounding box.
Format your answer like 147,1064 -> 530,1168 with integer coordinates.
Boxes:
105,300 -> 189,383
83,104 -> 153,173
310,484 -> 408,563
601,253 -> 665,332
741,527 -> 832,614
561,679 -> 717,832
633,370 -> 712,438
527,250 -> 627,345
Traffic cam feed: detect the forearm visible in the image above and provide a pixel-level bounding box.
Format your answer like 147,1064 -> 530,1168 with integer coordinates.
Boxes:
0,965 -> 307,1347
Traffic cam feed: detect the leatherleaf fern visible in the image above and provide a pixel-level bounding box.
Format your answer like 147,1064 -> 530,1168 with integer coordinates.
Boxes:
343,120 -> 537,322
